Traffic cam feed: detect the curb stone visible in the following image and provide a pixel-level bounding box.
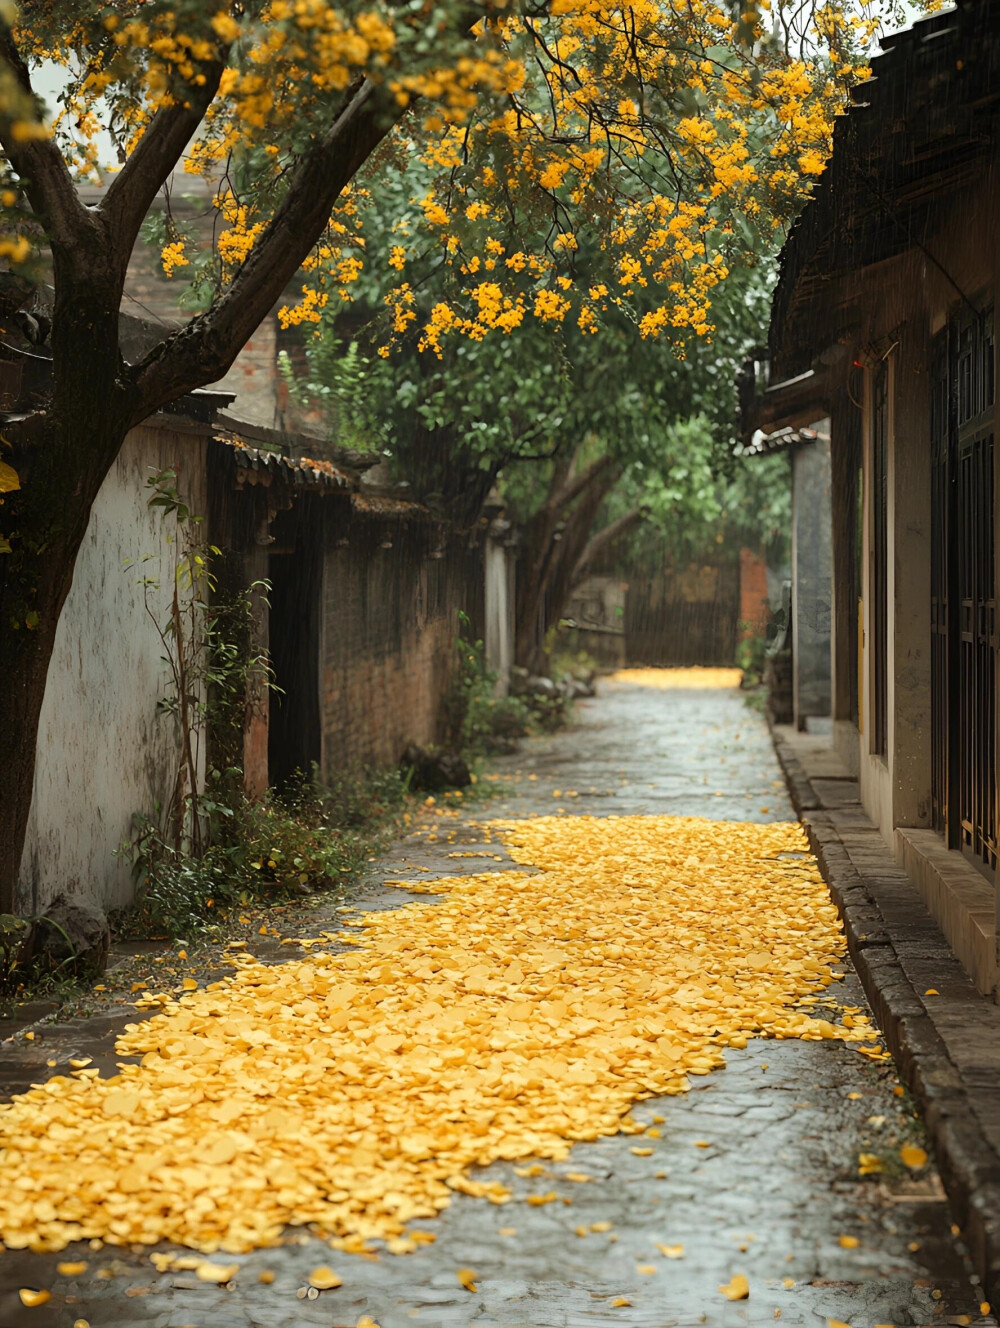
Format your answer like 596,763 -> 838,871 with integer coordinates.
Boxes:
770,724 -> 1000,1301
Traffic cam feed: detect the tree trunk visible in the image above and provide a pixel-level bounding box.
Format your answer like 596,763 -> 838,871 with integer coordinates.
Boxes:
514,455 -> 620,674
0,411 -> 130,912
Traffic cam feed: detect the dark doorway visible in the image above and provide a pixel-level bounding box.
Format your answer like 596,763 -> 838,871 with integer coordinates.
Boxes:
268,502 -> 322,790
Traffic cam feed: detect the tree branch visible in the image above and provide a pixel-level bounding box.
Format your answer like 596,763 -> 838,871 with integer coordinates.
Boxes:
550,453 -> 617,513
101,57 -> 230,260
0,23 -> 90,250
571,506 -> 643,585
126,77 -> 406,421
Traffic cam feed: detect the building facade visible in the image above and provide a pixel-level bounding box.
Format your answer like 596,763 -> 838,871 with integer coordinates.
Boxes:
750,0 -> 1000,995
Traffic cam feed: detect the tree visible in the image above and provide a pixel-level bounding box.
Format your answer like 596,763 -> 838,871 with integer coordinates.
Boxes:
0,0 -> 890,908
284,232 -> 775,670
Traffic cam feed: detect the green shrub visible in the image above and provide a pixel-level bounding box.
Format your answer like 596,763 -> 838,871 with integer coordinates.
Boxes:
117,766 -> 407,939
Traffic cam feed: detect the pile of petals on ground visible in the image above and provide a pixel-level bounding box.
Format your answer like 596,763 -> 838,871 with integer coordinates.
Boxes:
606,667 -> 743,689
0,815 -> 870,1256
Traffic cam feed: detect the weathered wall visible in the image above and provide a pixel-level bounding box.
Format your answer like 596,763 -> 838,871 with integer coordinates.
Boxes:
18,422 -> 209,915
314,500 -> 489,775
791,430 -> 832,725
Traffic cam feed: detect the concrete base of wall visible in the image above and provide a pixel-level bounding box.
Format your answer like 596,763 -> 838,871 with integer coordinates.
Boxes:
833,718 -> 860,778
895,828 -> 998,1000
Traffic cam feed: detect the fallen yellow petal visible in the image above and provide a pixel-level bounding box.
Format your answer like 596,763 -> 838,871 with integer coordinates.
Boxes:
457,1267 -> 478,1292
258,1270 -> 275,1284
900,1145 -> 928,1169
636,1264 -> 657,1274
19,1289 -> 51,1307
196,1261 -> 239,1283
718,1273 -> 749,1300
837,1235 -> 859,1249
656,1243 -> 684,1258
630,1147 -> 653,1157
610,1298 -> 631,1308
308,1266 -> 343,1290
56,1261 -> 88,1276
925,988 -> 940,996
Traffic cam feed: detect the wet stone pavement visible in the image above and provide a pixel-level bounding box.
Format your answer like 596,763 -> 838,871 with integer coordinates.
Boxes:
0,678 -> 992,1327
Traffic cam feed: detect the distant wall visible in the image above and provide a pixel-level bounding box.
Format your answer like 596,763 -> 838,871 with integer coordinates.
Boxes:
625,562 -> 742,666
18,421 -> 209,915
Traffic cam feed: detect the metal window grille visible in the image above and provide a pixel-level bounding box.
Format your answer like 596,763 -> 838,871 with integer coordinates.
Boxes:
930,309 -> 996,875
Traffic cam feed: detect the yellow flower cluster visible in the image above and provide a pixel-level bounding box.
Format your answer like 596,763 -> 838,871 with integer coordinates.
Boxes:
10,0 -> 892,328
0,234 -> 31,264
160,240 -> 190,279
0,813 -> 864,1255
278,284 -> 330,328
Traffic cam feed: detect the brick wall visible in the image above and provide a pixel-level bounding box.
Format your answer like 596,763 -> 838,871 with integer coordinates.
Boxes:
738,547 -> 771,638
318,507 -> 484,773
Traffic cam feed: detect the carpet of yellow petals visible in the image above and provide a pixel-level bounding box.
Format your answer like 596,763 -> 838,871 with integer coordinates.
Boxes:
606,667 -> 743,689
0,815 -> 868,1257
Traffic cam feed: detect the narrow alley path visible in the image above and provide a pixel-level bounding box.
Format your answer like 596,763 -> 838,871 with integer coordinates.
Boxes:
0,673 -> 988,1328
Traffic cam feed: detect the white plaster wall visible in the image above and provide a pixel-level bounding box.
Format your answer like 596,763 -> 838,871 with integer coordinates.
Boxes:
18,423 -> 209,915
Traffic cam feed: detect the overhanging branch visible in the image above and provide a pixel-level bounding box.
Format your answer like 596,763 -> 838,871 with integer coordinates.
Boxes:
126,78 -> 407,421
101,56 -> 230,260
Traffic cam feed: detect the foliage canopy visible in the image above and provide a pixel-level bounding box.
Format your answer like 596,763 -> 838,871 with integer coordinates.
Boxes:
5,0 -> 885,355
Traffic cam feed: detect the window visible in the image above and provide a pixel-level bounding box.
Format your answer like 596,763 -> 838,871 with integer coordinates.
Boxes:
871,358 -> 889,757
